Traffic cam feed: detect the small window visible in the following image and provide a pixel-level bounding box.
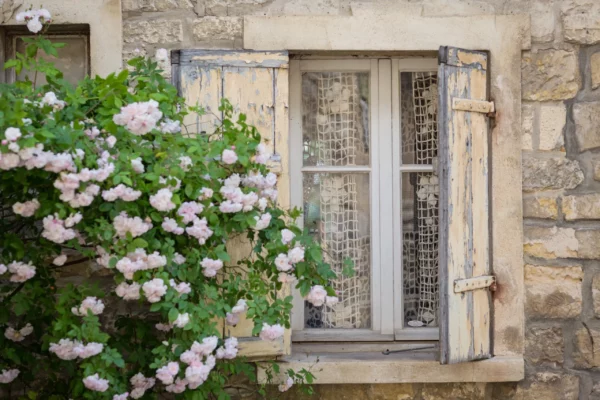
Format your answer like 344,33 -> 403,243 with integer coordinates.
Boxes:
1,24 -> 90,85
290,57 -> 440,341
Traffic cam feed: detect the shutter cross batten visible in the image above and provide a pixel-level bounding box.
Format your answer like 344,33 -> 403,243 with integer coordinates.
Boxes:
438,46 -> 493,365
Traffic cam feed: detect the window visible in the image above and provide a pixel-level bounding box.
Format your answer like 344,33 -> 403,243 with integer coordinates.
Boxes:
290,58 -> 440,341
0,24 -> 90,85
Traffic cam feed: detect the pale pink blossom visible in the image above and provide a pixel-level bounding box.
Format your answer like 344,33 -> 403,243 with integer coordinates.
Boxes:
113,100 -> 162,136
162,217 -> 184,235
254,213 -> 271,230
258,197 -> 268,211
4,127 -> 21,141
241,192 -> 258,211
186,217 -> 213,245
41,92 -> 66,110
159,119 -> 181,134
259,323 -> 285,341
222,149 -> 238,164
173,313 -> 190,328
180,350 -> 200,365
150,188 -> 176,212
106,135 -> 117,148
72,296 -> 105,316
53,254 -> 67,266
215,337 -> 238,360
185,363 -> 211,389
288,247 -> 305,264
198,187 -> 213,200
173,253 -> 186,265
225,313 -> 239,326
4,323 -> 33,342
156,362 -> 179,385
0,264 -> 6,275
254,143 -> 269,164
131,157 -> 145,173
0,153 -> 20,170
129,373 -> 155,399
102,184 -> 142,202
191,336 -> 218,356
274,254 -> 293,272
281,229 -> 295,245
83,374 -> 109,392
231,299 -> 248,314
200,258 -> 223,278
305,285 -> 328,307
177,202 -> 203,224
115,282 -> 141,300
84,126 -> 100,139
279,376 -> 293,392
8,142 -> 19,152
166,378 -> 187,393
113,212 -> 152,238
169,279 -> 191,295
42,214 -> 77,243
219,200 -> 243,213
142,279 -> 168,303
49,338 -> 80,360
74,342 -> 104,359
178,156 -> 193,171
113,393 -> 129,400
326,296 -> 339,306
7,261 -> 36,282
0,369 -> 19,384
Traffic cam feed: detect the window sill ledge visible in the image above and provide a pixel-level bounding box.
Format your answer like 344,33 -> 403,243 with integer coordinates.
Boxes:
257,351 -> 524,384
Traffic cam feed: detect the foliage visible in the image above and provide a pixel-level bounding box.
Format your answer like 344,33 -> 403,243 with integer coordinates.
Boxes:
0,11 -> 337,399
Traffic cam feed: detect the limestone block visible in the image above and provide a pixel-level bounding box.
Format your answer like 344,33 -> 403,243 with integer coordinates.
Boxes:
594,160 -> 600,181
562,0 -> 600,44
421,383 -> 486,400
522,194 -> 558,219
524,264 -> 582,318
592,53 -> 600,90
593,273 -> 600,318
368,384 -> 415,399
573,325 -> 600,368
123,19 -> 183,44
539,102 -> 566,151
122,0 -> 193,11
575,230 -> 600,259
524,227 -> 579,259
203,0 -> 273,16
522,50 -> 580,101
192,17 -> 242,41
574,102 -> 600,152
503,0 -> 555,42
525,327 -> 564,365
522,156 -> 583,192
515,372 -> 579,400
563,193 -> 600,220
521,103 -> 534,150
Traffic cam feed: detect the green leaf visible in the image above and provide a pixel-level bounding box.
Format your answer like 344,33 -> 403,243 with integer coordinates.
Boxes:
168,308 -> 179,323
131,238 -> 148,248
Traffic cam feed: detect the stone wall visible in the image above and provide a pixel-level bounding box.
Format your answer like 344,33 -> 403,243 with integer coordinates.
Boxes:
121,1 -> 600,399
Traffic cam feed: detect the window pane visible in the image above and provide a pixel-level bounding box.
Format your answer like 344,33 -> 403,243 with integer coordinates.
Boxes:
302,72 -> 370,167
16,35 -> 89,85
303,172 -> 371,329
400,72 -> 438,164
402,172 -> 439,328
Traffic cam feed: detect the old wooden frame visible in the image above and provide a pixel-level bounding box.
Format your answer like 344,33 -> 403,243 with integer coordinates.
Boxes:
246,5 -> 529,383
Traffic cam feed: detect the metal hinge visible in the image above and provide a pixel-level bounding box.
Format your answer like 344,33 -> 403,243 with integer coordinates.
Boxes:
454,275 -> 496,293
452,98 -> 495,116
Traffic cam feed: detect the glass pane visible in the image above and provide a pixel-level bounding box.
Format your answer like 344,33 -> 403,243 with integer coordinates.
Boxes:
302,72 -> 370,167
303,173 -> 371,329
16,35 -> 89,85
402,172 -> 439,328
400,72 -> 438,164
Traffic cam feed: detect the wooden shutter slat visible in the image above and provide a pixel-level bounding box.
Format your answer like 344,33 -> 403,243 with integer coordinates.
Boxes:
438,46 -> 492,364
174,50 -> 291,359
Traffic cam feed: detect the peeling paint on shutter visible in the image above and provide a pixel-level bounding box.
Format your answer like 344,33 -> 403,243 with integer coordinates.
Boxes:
438,46 -> 492,364
172,50 -> 291,359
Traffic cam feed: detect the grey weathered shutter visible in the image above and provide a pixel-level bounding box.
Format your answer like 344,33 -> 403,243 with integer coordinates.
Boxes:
171,50 -> 291,359
438,46 -> 493,364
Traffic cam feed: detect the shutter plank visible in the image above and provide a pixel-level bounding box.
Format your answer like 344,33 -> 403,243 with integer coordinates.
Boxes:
438,47 -> 492,364
174,50 -> 291,358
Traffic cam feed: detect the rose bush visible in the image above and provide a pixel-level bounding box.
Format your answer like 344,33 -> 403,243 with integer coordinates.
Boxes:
0,8 -> 339,399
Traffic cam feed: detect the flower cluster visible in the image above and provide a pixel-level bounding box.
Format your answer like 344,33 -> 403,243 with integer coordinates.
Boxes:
4,323 -> 33,342
15,8 -> 51,33
49,339 -> 104,360
0,261 -> 36,282
115,249 -> 167,280
71,297 -> 105,316
113,100 -> 163,136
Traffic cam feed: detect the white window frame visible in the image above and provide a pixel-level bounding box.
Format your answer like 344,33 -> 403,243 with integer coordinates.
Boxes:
290,57 -> 440,342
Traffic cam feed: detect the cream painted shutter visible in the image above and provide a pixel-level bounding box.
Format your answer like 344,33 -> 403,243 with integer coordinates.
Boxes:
438,46 -> 494,364
172,50 -> 291,359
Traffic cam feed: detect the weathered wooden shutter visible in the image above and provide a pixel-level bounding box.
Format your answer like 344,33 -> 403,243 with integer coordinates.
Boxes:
172,50 -> 291,359
438,46 -> 493,364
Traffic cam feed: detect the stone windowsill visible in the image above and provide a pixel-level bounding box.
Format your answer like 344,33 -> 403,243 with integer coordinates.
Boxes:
257,350 -> 524,384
